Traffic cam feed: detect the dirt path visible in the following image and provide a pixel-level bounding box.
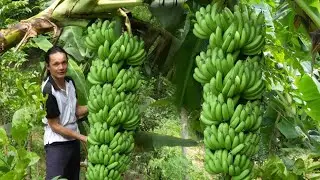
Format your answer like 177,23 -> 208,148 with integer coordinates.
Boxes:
180,108 -> 214,180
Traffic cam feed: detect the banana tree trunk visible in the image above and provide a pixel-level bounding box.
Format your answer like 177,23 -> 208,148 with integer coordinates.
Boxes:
0,0 -> 143,54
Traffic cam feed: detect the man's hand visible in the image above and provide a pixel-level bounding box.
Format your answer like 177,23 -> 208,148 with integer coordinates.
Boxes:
80,135 -> 87,142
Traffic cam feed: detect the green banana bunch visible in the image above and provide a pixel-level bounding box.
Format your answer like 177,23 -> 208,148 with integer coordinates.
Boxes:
87,59 -> 120,85
109,131 -> 135,154
126,35 -> 147,66
87,122 -> 117,145
85,19 -> 117,52
200,93 -> 237,125
104,101 -> 139,127
204,148 -> 254,178
229,101 -> 263,132
88,105 -> 109,124
103,32 -> 146,65
100,84 -> 139,108
113,67 -> 141,92
86,162 -> 121,180
88,144 -> 131,171
193,3 -> 222,39
193,3 -> 267,178
88,21 -> 147,67
204,123 -> 259,155
122,108 -> 140,130
193,47 -> 237,85
86,20 -> 146,179
204,3 -> 265,55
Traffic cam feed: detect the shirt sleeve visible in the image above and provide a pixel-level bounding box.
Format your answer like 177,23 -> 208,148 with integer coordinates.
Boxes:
45,94 -> 60,119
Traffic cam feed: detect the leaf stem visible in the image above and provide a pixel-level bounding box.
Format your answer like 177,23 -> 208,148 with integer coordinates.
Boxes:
294,0 -> 320,28
269,112 -> 281,155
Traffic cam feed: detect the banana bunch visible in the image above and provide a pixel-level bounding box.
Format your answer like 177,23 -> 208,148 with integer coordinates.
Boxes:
87,59 -> 120,85
111,32 -> 146,66
85,20 -> 117,51
204,124 -> 260,156
88,105 -> 109,124
88,145 -> 131,172
198,3 -> 266,55
205,149 -> 253,179
101,84 -> 138,107
85,19 -> 146,179
86,21 -> 146,66
193,3 -> 231,39
193,47 -> 237,84
193,3 -> 267,178
98,32 -> 146,65
108,131 -> 135,154
87,122 -> 117,145
242,62 -> 265,100
113,67 -> 141,92
88,84 -> 104,113
230,102 -> 262,132
87,84 -> 138,114
86,163 -> 121,180
202,58 -> 264,99
200,93 -> 237,125
105,101 -> 140,128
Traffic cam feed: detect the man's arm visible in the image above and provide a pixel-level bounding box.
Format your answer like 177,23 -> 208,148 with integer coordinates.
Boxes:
47,117 -> 87,142
76,104 -> 88,120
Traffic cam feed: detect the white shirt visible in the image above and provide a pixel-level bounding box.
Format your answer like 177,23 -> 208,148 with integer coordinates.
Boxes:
41,76 -> 79,145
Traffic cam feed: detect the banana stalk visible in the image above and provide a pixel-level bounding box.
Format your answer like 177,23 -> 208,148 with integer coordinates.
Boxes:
294,0 -> 320,28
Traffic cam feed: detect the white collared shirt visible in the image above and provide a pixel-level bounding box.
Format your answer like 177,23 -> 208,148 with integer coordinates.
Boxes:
41,76 -> 79,145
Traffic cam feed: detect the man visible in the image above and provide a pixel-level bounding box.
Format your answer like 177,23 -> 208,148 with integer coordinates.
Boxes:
42,46 -> 88,180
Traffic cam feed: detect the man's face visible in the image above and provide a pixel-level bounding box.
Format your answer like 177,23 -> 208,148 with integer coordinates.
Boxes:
47,52 -> 68,80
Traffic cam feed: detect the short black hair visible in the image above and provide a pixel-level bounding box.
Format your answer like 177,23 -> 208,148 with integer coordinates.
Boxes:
45,45 -> 68,64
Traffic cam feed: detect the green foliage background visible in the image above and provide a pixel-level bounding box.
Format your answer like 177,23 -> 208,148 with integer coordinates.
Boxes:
1,0 -> 320,179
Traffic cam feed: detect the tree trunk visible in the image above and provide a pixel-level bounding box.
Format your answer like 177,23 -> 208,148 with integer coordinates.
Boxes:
0,0 -> 143,55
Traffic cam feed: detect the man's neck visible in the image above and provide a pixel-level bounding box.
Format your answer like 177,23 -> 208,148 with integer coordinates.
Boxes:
52,76 -> 66,90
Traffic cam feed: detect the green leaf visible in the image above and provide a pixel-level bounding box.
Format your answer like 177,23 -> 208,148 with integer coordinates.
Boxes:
66,58 -> 89,105
298,74 -> 320,101
18,149 -> 39,167
293,158 -> 305,175
276,118 -> 305,139
0,165 -> 10,173
0,128 -> 8,146
32,35 -> 53,52
64,47 -> 84,62
305,99 -> 320,121
174,27 -> 204,110
308,0 -> 320,14
134,131 -> 198,151
306,173 -> 320,180
0,172 -> 16,180
307,161 -> 320,171
11,108 -> 31,144
60,26 -> 86,61
297,74 -> 320,121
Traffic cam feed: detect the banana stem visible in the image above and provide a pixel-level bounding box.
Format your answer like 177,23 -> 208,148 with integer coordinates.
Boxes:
97,0 -> 143,6
148,0 -> 186,8
56,19 -> 89,27
294,0 -> 320,28
118,8 -> 132,35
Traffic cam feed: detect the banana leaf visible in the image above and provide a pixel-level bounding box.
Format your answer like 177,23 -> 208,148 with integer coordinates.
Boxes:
134,131 -> 198,151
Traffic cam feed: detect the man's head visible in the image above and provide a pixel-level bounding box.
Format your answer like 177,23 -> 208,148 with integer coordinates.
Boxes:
45,46 -> 68,80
